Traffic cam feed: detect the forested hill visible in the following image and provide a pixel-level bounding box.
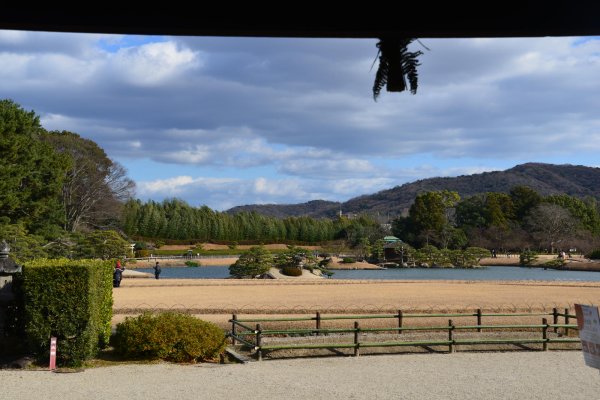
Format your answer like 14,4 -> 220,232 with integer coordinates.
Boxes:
225,200 -> 341,219
227,163 -> 600,218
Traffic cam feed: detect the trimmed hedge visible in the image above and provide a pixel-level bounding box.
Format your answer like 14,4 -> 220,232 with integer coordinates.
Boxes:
112,312 -> 226,363
21,259 -> 113,367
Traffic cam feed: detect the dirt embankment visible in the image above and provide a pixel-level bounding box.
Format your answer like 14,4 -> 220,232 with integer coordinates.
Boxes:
327,257 -> 382,270
480,254 -> 600,271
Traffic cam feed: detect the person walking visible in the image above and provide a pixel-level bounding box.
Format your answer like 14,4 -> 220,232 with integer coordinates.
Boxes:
113,260 -> 123,288
153,261 -> 162,280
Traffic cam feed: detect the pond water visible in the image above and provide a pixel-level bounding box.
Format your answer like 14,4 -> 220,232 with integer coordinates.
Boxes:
133,265 -> 600,281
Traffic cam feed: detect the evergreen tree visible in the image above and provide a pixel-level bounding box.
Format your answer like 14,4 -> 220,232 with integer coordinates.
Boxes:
229,246 -> 273,278
0,100 -> 70,236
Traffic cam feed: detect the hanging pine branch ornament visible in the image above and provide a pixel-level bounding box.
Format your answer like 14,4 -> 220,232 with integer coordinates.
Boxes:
372,38 -> 424,101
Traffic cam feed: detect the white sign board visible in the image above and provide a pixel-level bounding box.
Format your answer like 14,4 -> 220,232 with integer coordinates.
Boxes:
575,304 -> 600,371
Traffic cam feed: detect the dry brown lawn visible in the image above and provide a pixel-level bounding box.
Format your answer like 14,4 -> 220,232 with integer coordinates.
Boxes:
113,278 -> 600,329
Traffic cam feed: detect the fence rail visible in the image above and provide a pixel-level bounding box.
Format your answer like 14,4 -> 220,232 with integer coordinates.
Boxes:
229,308 -> 580,361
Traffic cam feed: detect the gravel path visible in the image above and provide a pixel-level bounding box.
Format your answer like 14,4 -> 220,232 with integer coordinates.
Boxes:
3,352 -> 599,399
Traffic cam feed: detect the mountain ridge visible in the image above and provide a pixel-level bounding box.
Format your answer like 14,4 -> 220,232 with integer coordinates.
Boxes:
227,163 -> 600,218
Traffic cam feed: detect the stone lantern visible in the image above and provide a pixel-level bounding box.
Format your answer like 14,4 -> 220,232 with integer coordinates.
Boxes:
0,240 -> 21,284
0,240 -> 22,335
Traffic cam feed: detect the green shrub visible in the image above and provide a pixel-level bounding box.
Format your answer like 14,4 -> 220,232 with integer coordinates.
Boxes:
588,249 -> 600,260
280,266 -> 303,276
21,259 -> 113,367
112,312 -> 226,363
75,230 -> 129,259
136,249 -> 151,258
520,250 -> 538,266
341,257 -> 356,264
543,258 -> 566,268
185,261 -> 200,267
229,246 -> 273,278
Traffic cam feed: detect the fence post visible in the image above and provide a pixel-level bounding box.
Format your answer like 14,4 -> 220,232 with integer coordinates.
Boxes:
552,308 -> 558,333
354,321 -> 360,357
476,309 -> 482,332
564,308 -> 570,336
448,319 -> 454,353
256,323 -> 262,361
398,309 -> 403,335
231,313 -> 237,345
542,318 -> 548,351
316,311 -> 321,336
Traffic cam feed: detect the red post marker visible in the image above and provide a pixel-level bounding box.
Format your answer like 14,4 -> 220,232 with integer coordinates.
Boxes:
49,337 -> 57,370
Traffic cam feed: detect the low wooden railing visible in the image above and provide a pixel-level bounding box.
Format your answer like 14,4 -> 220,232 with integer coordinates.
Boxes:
229,309 -> 579,361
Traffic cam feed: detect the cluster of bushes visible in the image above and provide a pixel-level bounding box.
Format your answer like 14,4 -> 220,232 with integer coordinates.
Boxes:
396,246 -> 490,268
229,245 -> 332,278
11,260 -> 225,367
112,312 -> 226,363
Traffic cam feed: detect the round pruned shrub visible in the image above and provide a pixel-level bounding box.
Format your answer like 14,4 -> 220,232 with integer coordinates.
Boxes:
281,266 -> 303,276
341,257 -> 356,264
519,250 -> 538,266
112,312 -> 226,363
185,261 -> 200,267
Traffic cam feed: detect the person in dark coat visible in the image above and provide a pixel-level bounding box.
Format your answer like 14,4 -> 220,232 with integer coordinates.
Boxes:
113,266 -> 122,287
153,261 -> 161,279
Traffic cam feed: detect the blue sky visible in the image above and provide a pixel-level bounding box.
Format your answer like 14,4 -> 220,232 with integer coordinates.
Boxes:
1,31 -> 599,210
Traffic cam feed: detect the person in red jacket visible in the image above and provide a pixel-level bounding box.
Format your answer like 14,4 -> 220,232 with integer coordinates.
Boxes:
113,260 -> 123,287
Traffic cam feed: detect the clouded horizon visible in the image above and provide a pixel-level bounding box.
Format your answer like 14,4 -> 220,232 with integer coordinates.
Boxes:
1,31 -> 599,210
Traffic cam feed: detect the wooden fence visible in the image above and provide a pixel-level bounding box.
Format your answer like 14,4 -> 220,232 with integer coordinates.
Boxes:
229,308 -> 579,361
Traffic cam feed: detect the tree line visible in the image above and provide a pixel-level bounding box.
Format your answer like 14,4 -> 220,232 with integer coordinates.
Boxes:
392,187 -> 600,253
122,198 -> 385,244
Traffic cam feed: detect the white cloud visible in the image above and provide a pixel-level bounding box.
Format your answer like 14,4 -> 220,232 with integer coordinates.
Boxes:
279,159 -> 377,179
109,41 -> 200,86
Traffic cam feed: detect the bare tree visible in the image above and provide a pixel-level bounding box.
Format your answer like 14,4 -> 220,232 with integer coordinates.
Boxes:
44,131 -> 135,231
524,203 -> 578,252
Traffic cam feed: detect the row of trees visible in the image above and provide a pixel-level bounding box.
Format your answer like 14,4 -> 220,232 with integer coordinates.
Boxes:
392,188 -> 600,253
122,198 -> 386,244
